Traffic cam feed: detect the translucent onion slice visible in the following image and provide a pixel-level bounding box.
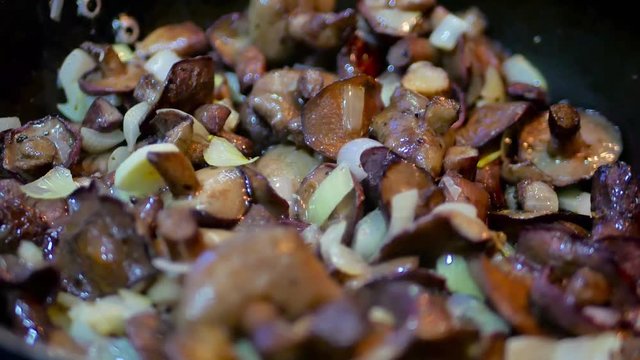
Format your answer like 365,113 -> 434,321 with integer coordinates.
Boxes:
57,48 -> 97,122
217,99 -> 240,131
372,9 -> 422,35
447,294 -> 509,336
87,338 -> 140,360
336,138 -> 384,181
123,101 -> 151,151
353,209 -> 388,262
377,71 -> 401,107
477,149 -> 502,168
114,143 -> 180,196
17,241 -> 45,268
429,14 -> 470,51
0,117 -> 21,132
502,54 -> 548,90
306,165 -> 355,226
386,189 -> 419,239
80,127 -> 125,154
431,201 -> 478,218
319,220 -> 370,276
204,136 -> 259,167
479,66 -> 506,104
151,258 -> 192,275
505,332 -> 621,360
557,188 -> 592,216
144,49 -> 181,81
112,43 -> 135,63
107,146 -> 131,173
234,340 -> 262,360
436,254 -> 484,299
20,166 -> 78,199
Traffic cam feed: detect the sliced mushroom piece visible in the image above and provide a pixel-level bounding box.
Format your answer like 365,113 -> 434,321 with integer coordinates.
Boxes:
155,56 -> 215,114
360,146 -> 402,203
125,311 -> 172,360
506,82 -> 548,109
147,151 -> 200,197
136,21 -> 208,58
218,130 -> 255,157
425,96 -> 460,135
242,166 -> 289,219
488,210 -> 592,241
0,180 -> 51,253
377,203 -> 493,266
82,97 -> 123,132
513,108 -> 622,186
177,227 -> 341,328
387,35 -> 438,69
234,46 -> 266,92
79,63 -> 145,95
134,73 -> 164,104
337,32 -> 383,78
591,162 -> 640,239
247,0 -> 295,62
439,171 -> 490,221
156,206 -> 202,261
443,146 -> 478,181
455,101 -> 532,148
302,75 -> 382,159
194,103 -> 231,134
234,204 -> 280,233
358,0 -> 433,37
287,9 -> 357,49
475,162 -> 506,210
380,161 -> 442,218
371,87 -> 446,177
3,116 -> 81,181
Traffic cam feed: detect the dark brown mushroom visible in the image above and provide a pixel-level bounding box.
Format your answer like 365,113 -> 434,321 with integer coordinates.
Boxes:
488,209 -> 592,241
455,102 -> 532,148
134,73 -> 164,104
297,68 -> 328,101
194,103 -> 231,134
54,187 -> 156,299
287,9 -> 357,49
136,21 -> 208,58
475,162 -> 506,209
380,160 -> 442,218
155,56 -> 215,114
387,36 -> 438,69
3,116 -> 80,181
218,130 -> 255,157
147,150 -> 200,196
234,204 -> 280,233
337,32 -> 383,78
242,166 -> 289,219
358,0 -> 434,37
156,207 -> 201,260
439,171 -> 491,221
360,146 -> 402,206
82,97 -> 123,132
506,82 -> 548,109
177,227 -> 341,328
78,42 -> 144,95
443,146 -> 478,181
125,311 -> 171,360
302,75 -> 382,159
425,96 -> 460,135
371,87 -> 446,177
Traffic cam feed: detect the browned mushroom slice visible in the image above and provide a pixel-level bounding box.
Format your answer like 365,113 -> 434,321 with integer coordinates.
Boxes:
177,227 -> 341,327
125,312 -> 171,360
439,171 -> 490,221
136,21 -> 208,58
218,130 -> 255,157
287,9 -> 357,49
147,151 -> 200,197
469,256 -> 543,335
234,46 -> 266,92
475,162 -> 506,209
591,162 -> 640,239
187,167 -> 251,227
3,116 -> 81,181
425,96 -> 460,135
302,75 -> 381,159
234,204 -> 280,233
387,36 -> 438,69
455,102 -> 531,148
194,103 -> 231,134
506,82 -> 548,109
380,161 -> 442,218
377,205 -> 492,266
488,210 -> 592,241
82,97 -> 123,132
206,12 -> 250,66
79,63 -> 145,95
134,73 -> 164,104
242,166 -> 289,218
358,0 -> 433,37
513,108 -> 622,186
55,187 -> 156,300
0,180 -> 50,253
443,146 -> 478,181
155,56 -> 215,114
371,87 -> 445,176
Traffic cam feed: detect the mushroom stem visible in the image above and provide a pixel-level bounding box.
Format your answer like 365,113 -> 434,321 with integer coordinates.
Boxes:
547,103 -> 583,157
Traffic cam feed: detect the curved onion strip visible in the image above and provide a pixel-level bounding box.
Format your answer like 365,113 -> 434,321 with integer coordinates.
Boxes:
342,83 -> 365,132
337,138 -> 384,181
204,136 -> 258,167
144,49 -> 181,81
114,143 -> 180,196
319,220 -> 370,276
477,149 -> 502,168
20,166 -> 78,199
479,66 -> 506,104
377,71 -> 401,107
386,188 -> 419,239
447,294 -> 509,336
306,165 -> 355,226
123,101 -> 151,151
502,54 -> 548,90
57,48 -> 97,122
152,258 -> 193,275
353,209 -> 387,262
112,43 -> 135,63
436,254 -> 484,299
107,146 -> 131,173
80,127 -> 125,154
557,188 -> 592,216
429,14 -> 470,51
0,117 -> 21,132
431,202 -> 478,218
504,332 -> 621,360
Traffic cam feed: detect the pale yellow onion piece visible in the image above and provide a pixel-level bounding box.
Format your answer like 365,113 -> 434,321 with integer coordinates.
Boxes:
217,98 -> 240,131
144,49 -> 181,81
114,143 -> 180,196
319,220 -> 370,276
204,136 -> 258,167
377,71 -> 401,107
112,43 -> 135,62
0,117 -> 21,132
123,101 -> 151,151
20,166 -> 78,199
401,61 -> 450,97
429,13 -> 470,51
151,258 -> 192,275
336,138 -> 384,181
557,188 -> 592,216
107,146 -> 131,173
80,127 -> 125,154
147,275 -> 181,306
479,66 -> 506,104
502,54 -> 548,90
306,165 -> 355,226
353,209 -> 387,262
386,188 -> 419,239
436,254 -> 484,299
505,332 -> 621,360
57,83 -> 95,122
57,48 -> 97,122
477,149 -> 502,168
17,241 -> 45,268
431,201 -> 478,218
373,9 -> 421,34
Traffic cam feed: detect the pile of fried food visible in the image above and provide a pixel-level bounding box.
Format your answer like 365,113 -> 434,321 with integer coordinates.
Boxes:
0,0 -> 638,359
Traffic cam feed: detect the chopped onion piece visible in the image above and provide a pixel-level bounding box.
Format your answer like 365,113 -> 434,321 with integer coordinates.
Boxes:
337,138 -> 384,181
144,49 -> 181,81
503,54 -> 548,90
377,71 -> 401,107
429,14 -> 470,51
301,224 -> 322,250
436,254 -> 484,299
306,165 -> 355,226
217,99 -> 240,131
505,332 -> 622,360
477,149 -> 502,168
557,188 -> 591,216
373,9 -> 422,35
112,43 -> 135,63
147,275 -> 181,306
0,117 -> 20,132
123,101 -> 151,151
57,48 -> 97,122
87,338 -> 140,360
386,189 -> 419,239
81,127 -> 125,154
320,220 -> 370,276
447,294 -> 509,336
520,181 -> 558,213
107,146 -> 130,173
17,241 -> 45,268
479,66 -> 506,104
152,258 -> 193,275
353,209 -> 387,262
204,136 -> 259,167
20,166 -> 78,199
431,202 -> 478,218
114,143 -> 180,196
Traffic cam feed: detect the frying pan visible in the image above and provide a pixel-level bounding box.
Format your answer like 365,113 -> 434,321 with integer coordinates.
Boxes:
0,0 -> 638,359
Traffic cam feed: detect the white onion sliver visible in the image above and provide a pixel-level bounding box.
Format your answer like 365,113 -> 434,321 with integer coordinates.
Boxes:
204,136 -> 259,167
123,101 -> 151,151
353,209 -> 387,262
306,165 -> 355,226
502,54 -> 548,90
386,189 -> 419,239
319,220 -> 347,262
144,49 -> 181,81
114,143 -> 180,196
373,9 -> 421,34
17,241 -> 45,268
20,166 -> 78,199
429,14 -> 470,51
112,43 -> 135,63
557,188 -> 591,216
58,48 -> 96,91
217,99 -> 240,131
447,294 -> 509,336
224,72 -> 245,104
436,254 -> 484,299
0,117 -> 21,132
152,258 -> 193,275
504,332 -> 621,360
81,127 -> 125,154
301,224 -> 322,250
107,146 -> 130,173
431,202 -> 478,218
319,220 -> 369,276
342,84 -> 365,132
336,138 -> 384,181
377,71 -> 401,107
479,66 -> 506,104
